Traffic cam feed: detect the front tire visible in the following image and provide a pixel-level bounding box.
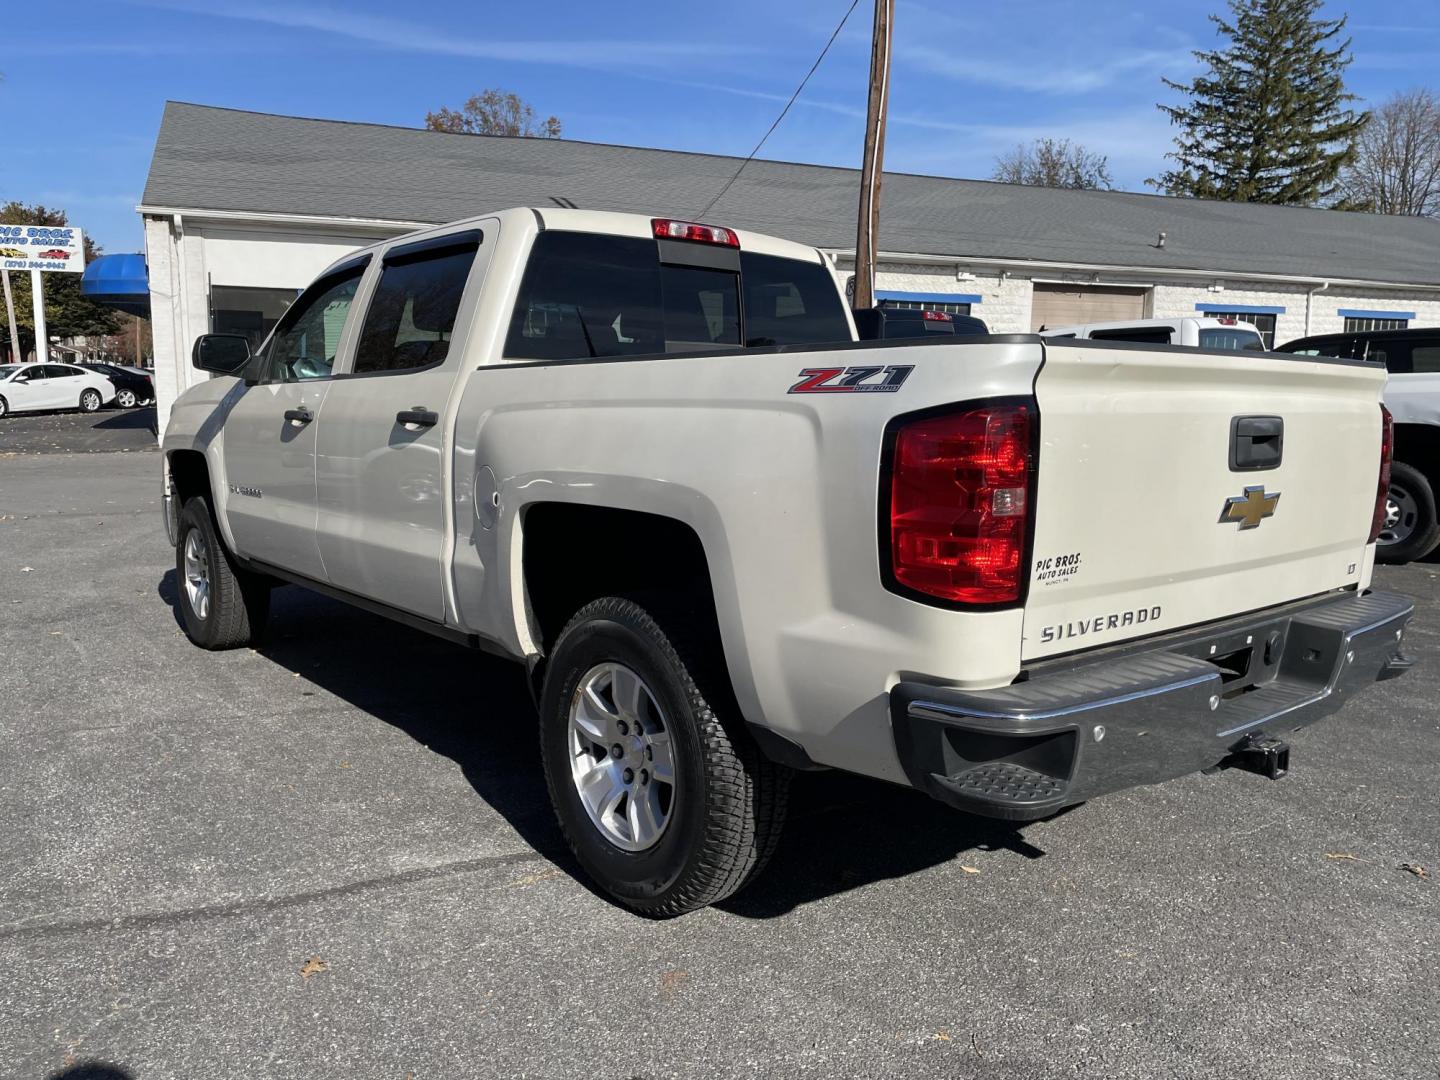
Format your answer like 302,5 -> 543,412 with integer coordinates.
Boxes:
78,388 -> 102,413
539,596 -> 788,917
175,496 -> 270,649
0,395 -> 7,419
1377,461 -> 1440,564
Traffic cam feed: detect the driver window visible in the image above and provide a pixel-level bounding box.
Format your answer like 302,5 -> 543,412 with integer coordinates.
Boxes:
262,267 -> 364,382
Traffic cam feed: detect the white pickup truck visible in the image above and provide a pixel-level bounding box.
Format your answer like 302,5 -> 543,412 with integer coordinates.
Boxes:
1040,315 -> 1267,351
162,208 -> 1414,916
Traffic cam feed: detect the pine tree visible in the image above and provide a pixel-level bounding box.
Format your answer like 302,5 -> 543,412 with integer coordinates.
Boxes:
1153,0 -> 1368,204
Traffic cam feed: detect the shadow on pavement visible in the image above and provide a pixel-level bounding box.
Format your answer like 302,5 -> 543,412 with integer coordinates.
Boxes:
157,572 -> 1049,916
46,1063 -> 135,1080
95,408 -> 158,435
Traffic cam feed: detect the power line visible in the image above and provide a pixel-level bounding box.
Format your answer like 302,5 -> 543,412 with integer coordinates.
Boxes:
694,0 -> 862,220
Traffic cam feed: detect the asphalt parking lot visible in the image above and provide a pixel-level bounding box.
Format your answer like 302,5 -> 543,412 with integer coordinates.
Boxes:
2,452 -> 1437,1080
0,407 -> 158,456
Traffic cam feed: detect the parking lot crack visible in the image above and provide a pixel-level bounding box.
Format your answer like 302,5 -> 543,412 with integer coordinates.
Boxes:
0,848 -> 554,941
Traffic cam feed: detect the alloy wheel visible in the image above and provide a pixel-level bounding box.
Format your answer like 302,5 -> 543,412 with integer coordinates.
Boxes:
183,528 -> 211,621
567,662 -> 676,852
1379,482 -> 1418,548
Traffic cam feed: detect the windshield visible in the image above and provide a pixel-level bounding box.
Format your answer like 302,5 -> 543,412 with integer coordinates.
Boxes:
0,364 -> 22,380
1199,328 -> 1265,351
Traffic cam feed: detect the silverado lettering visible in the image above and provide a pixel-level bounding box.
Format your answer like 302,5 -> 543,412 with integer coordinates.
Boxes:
1039,606 -> 1163,644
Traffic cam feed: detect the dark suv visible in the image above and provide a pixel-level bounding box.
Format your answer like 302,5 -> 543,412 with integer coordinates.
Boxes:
1278,328 -> 1440,563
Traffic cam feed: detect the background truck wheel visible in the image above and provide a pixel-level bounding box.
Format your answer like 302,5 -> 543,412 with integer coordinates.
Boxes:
1377,461 -> 1440,564
79,388 -> 102,413
539,596 -> 789,917
175,495 -> 270,649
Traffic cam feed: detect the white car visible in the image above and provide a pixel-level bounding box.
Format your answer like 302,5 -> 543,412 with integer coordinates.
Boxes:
162,207 -> 1412,915
1040,316 -> 1267,351
0,362 -> 117,418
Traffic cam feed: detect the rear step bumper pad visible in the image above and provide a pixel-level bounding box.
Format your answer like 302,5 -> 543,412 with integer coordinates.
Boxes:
890,590 -> 1415,822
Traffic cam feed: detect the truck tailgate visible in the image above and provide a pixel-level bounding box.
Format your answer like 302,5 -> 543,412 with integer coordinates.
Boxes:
1024,342 -> 1385,661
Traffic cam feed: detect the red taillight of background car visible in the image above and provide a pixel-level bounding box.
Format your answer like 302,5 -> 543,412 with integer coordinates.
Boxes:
1370,403 -> 1394,543
885,400 -> 1034,605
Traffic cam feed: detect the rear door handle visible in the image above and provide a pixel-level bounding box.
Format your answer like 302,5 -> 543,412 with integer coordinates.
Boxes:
396,407 -> 439,428
283,407 -> 313,425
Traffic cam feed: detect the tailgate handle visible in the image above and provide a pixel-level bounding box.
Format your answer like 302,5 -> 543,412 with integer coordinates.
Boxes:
1230,415 -> 1283,471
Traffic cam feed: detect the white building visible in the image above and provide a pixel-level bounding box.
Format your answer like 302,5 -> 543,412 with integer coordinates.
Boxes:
141,102 -> 1440,431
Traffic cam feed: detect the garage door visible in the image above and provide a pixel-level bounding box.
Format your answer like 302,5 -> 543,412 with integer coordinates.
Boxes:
1031,284 -> 1147,331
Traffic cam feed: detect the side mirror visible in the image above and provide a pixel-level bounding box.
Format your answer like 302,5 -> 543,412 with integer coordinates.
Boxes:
192,334 -> 251,375
12,373 -> 28,383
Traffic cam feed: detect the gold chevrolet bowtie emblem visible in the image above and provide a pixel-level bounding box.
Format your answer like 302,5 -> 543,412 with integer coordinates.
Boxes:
1220,485 -> 1281,529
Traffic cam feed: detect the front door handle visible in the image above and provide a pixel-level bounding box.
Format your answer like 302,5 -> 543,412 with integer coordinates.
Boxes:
283,407 -> 313,425
396,407 -> 439,428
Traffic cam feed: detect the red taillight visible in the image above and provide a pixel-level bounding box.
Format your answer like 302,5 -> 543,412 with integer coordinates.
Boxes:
887,401 -> 1033,605
921,310 -> 953,322
1370,404 -> 1394,543
651,218 -> 739,247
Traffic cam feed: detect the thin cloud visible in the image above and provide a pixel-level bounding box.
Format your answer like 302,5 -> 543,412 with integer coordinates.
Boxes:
901,45 -> 1196,95
121,0 -> 759,68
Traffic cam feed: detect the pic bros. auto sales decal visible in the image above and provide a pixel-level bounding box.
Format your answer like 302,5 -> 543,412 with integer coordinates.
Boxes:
788,365 -> 914,394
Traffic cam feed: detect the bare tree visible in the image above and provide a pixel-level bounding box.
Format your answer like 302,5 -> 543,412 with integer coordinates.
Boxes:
425,89 -> 561,138
993,138 -> 1113,190
1338,89 -> 1440,216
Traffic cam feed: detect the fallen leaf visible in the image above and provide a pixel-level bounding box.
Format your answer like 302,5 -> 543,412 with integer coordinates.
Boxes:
507,867 -> 561,888
1399,863 -> 1430,881
659,969 -> 689,997
960,865 -> 982,875
339,761 -> 352,769
932,1031 -> 952,1042
1324,853 -> 1359,861
299,956 -> 328,980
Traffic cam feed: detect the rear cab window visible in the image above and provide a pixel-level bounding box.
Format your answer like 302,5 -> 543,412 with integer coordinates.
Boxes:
1198,327 -> 1265,351
504,232 -> 850,361
1088,327 -> 1174,345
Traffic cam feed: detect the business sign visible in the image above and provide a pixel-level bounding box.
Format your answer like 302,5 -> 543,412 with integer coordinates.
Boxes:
0,224 -> 86,274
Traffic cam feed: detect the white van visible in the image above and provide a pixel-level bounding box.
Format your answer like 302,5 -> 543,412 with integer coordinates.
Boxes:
1039,316 -> 1267,351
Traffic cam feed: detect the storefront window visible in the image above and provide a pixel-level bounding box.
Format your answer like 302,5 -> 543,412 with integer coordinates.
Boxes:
210,285 -> 300,352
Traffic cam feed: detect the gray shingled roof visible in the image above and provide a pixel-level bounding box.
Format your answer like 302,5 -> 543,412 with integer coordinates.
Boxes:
143,101 -> 1440,287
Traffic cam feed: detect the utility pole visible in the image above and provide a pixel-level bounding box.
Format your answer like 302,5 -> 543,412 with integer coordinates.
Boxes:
30,268 -> 48,364
1,270 -> 18,364
852,0 -> 893,312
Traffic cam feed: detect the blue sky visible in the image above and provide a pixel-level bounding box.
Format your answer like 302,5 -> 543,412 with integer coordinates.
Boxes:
4,0 -> 1437,254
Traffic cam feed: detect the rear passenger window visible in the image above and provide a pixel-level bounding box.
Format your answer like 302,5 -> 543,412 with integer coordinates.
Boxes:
507,233 -> 663,360
353,234 -> 480,375
1410,345 -> 1440,373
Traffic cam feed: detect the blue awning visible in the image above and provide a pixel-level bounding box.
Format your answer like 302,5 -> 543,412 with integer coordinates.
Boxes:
81,253 -> 149,316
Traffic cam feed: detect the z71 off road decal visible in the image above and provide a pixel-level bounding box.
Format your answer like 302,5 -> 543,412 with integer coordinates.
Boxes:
788,365 -> 914,394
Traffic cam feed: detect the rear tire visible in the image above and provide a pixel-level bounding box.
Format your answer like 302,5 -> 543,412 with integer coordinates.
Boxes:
175,496 -> 270,649
79,388 -> 102,413
1377,461 -> 1440,564
116,388 -> 137,408
539,596 -> 788,917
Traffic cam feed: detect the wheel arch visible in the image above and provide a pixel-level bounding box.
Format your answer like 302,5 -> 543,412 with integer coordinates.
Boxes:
516,501 -> 760,728
1392,421 -> 1440,484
